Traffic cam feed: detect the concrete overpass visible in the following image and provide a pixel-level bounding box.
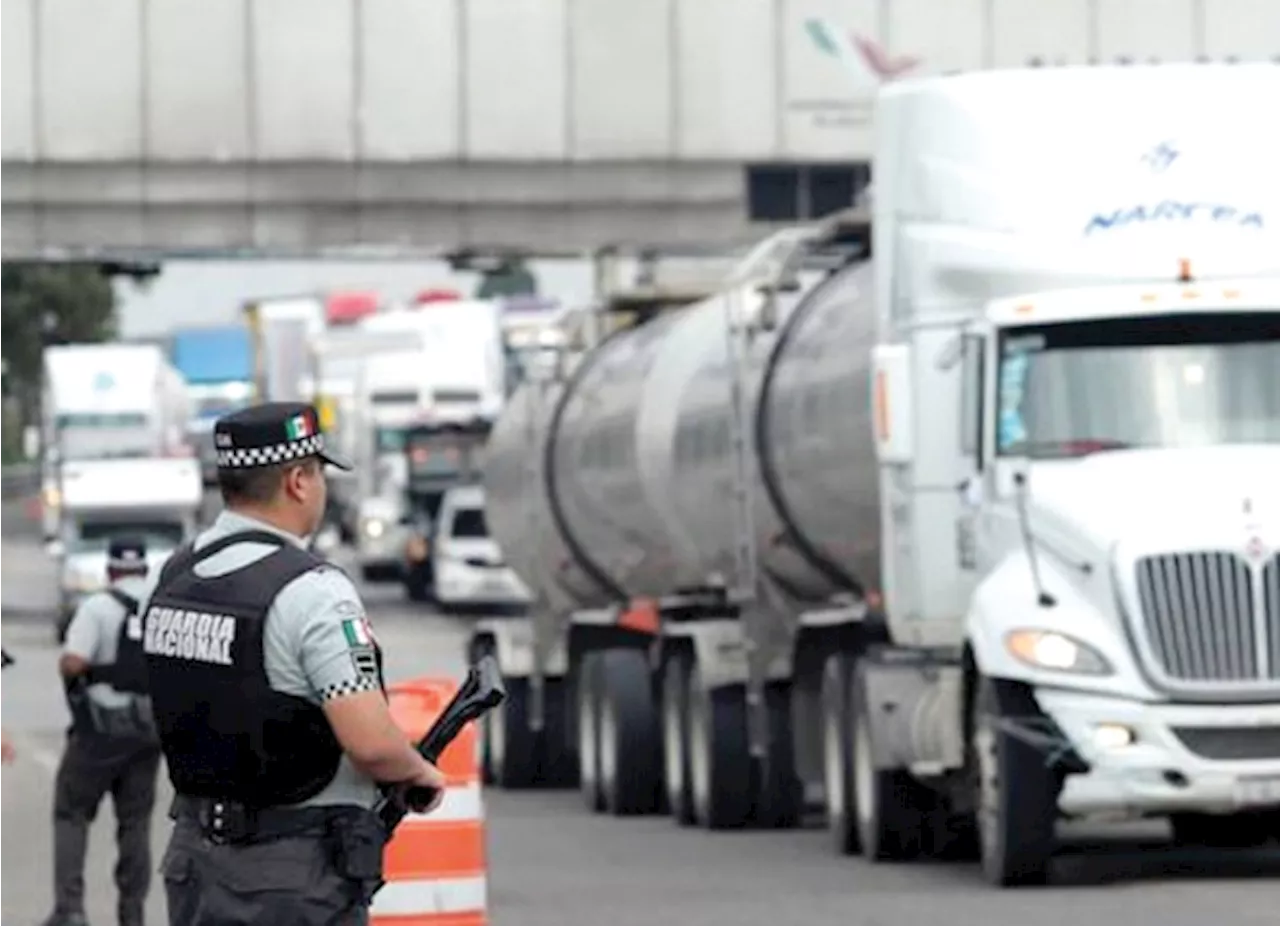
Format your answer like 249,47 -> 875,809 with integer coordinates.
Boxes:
3,0 -> 1276,259
0,0 -> 781,259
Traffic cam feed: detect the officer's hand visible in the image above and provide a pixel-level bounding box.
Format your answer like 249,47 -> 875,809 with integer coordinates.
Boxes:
405,759 -> 448,814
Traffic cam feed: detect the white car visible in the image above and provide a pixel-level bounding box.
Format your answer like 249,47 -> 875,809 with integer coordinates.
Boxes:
355,494 -> 408,583
431,485 -> 531,613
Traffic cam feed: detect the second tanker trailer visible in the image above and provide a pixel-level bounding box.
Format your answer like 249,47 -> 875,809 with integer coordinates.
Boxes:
471,63 -> 1280,887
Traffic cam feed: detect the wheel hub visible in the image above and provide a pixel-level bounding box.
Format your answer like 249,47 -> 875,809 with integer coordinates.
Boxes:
823,703 -> 845,820
852,709 -> 875,833
688,687 -> 711,813
578,680 -> 597,790
663,683 -> 684,805
599,695 -> 618,792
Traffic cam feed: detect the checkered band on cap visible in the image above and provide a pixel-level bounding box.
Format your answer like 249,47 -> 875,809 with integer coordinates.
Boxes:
216,433 -> 326,469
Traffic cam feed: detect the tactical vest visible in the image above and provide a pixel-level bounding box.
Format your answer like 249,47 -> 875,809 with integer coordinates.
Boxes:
89,588 -> 150,695
144,530 -> 380,807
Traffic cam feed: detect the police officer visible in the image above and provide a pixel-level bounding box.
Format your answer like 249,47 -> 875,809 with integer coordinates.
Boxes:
135,402 -> 446,926
45,537 -> 161,926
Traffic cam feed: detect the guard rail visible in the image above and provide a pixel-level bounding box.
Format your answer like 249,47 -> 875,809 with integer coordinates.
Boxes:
1,463 -> 39,500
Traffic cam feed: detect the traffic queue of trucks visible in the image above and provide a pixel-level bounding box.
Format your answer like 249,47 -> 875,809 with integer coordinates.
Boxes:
244,289 -> 512,602
37,287 -> 517,636
39,343 -> 203,639
467,63 -> 1280,886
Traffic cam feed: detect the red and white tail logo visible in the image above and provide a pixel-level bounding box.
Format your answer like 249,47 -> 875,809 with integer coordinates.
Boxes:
852,35 -> 921,81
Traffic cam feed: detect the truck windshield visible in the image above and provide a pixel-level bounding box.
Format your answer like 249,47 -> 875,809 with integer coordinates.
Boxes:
376,428 -> 408,453
71,521 -> 186,552
449,507 -> 488,538
56,413 -> 153,461
996,311 -> 1280,458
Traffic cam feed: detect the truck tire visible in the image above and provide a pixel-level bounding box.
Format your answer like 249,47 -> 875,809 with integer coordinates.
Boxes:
687,662 -> 752,829
597,649 -> 660,816
755,682 -> 802,829
822,652 -> 859,854
972,675 -> 1060,886
662,652 -> 696,825
487,674 -> 539,789
577,652 -> 605,812
539,677 -> 578,788
850,659 -> 930,861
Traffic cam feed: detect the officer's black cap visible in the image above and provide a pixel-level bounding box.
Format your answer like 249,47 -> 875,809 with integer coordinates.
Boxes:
213,402 -> 353,472
107,535 -> 148,571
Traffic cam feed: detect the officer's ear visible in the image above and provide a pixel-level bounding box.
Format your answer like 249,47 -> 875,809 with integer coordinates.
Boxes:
280,460 -> 319,504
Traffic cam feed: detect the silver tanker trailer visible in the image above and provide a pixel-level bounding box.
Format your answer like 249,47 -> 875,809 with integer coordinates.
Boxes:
472,63 -> 1280,887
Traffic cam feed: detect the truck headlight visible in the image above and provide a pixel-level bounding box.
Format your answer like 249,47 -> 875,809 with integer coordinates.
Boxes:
363,518 -> 385,539
1004,629 -> 1113,676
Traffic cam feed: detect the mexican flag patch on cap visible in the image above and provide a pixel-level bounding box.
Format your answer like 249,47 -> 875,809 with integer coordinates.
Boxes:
342,617 -> 375,648
285,412 -> 314,440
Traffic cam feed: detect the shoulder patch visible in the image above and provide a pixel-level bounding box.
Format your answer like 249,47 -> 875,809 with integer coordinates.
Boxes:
341,616 -> 377,649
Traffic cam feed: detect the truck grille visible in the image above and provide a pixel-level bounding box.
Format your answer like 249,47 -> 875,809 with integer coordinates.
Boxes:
1134,552 -> 1280,687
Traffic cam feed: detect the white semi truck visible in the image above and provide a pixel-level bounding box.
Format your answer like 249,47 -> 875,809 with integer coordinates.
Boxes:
469,63 -> 1280,886
52,456 -> 203,640
40,344 -> 192,541
351,303 -> 508,587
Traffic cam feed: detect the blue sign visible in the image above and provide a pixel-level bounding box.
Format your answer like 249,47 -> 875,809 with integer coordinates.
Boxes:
1085,201 -> 1264,235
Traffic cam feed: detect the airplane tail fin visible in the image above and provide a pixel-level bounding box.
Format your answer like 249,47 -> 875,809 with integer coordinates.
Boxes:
803,18 -> 921,91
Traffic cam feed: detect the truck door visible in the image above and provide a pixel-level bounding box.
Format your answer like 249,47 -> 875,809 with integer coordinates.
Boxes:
899,325 -> 987,642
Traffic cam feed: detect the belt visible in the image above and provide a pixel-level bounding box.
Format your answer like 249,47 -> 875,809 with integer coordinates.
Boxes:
172,795 -> 356,845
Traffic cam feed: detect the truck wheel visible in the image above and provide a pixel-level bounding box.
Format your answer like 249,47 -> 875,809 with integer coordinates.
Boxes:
597,649 -> 660,816
850,660 -> 929,861
577,652 -> 605,812
488,675 -> 539,789
822,653 -> 859,854
538,678 -> 578,788
662,652 -> 696,826
1170,811 -> 1274,848
687,663 -> 752,829
972,676 -> 1060,886
755,682 -> 802,829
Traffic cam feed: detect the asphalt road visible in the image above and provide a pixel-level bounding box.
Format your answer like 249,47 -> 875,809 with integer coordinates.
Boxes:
4,502 -> 1280,926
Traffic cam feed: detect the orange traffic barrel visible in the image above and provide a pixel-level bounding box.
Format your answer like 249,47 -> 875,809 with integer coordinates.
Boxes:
371,677 -> 488,926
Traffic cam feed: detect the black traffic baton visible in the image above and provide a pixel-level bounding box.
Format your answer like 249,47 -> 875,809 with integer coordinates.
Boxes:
375,654 -> 506,835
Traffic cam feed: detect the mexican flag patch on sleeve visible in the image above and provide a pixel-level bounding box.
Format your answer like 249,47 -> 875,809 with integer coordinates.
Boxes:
342,617 -> 376,649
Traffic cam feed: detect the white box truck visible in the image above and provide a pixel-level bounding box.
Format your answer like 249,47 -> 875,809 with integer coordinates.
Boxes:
40,344 -> 192,542
468,63 -> 1280,885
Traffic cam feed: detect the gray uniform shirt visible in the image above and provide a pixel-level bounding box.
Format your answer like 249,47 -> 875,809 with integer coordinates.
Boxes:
134,510 -> 381,809
63,575 -> 152,711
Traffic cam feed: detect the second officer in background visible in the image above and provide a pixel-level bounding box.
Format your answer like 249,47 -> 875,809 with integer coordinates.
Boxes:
136,402 -> 446,926
45,536 -> 161,926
